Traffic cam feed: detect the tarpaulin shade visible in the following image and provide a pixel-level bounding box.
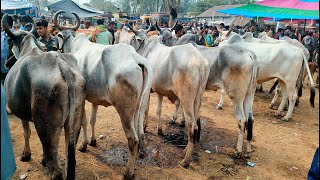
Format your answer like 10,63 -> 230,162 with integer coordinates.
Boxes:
217,0 -> 319,20
47,0 -> 103,18
256,0 -> 319,10
1,0 -> 34,10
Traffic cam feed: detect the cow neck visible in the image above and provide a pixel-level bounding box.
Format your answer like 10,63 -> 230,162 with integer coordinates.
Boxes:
19,35 -> 43,58
138,36 -> 159,58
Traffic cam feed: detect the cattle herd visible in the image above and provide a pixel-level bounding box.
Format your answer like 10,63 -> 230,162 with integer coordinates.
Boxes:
2,11 -> 316,180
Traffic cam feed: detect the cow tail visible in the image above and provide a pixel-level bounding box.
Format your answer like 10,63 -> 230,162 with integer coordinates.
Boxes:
194,49 -> 210,143
297,54 -> 305,98
302,53 -> 315,107
136,60 -> 153,141
269,79 -> 279,94
59,62 -> 76,180
247,51 -> 258,141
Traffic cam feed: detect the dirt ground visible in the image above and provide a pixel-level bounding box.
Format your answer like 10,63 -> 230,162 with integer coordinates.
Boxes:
8,79 -> 319,180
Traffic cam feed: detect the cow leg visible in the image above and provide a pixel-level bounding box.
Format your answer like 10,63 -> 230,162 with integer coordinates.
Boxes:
232,99 -> 246,158
89,104 -> 99,146
243,93 -> 254,157
20,120 -> 31,161
269,86 -> 280,109
275,81 -> 288,117
216,88 -> 225,110
34,120 -> 63,180
78,110 -> 89,152
179,104 -> 196,168
156,94 -> 164,135
169,99 -> 180,124
282,85 -> 298,121
117,110 -> 139,180
179,106 -> 186,127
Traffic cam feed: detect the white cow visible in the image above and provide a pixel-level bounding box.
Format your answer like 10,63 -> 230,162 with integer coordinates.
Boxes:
218,32 -> 315,121
158,27 -> 259,158
120,24 -> 210,168
54,11 -> 153,179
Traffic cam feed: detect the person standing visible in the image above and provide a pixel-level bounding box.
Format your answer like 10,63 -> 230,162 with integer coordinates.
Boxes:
36,19 -> 59,52
107,21 -> 116,45
1,31 -> 9,85
88,19 -> 111,45
302,31 -> 316,62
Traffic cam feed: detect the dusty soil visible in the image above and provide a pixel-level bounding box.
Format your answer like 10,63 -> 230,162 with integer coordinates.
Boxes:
9,80 -> 319,180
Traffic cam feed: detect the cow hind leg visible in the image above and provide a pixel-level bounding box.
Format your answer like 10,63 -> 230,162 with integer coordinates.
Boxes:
89,104 -> 99,146
169,99 -> 180,124
179,104 -> 196,168
275,81 -> 289,117
20,120 -> 32,161
231,97 -> 246,158
78,110 -> 89,152
243,94 -> 254,157
34,119 -> 64,180
282,85 -> 298,121
216,89 -> 225,110
117,109 -> 139,180
269,86 -> 280,109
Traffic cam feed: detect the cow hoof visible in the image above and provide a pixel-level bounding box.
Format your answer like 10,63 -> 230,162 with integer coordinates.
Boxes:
52,171 -> 63,180
41,158 -> 48,167
123,172 -> 135,180
295,100 -> 299,106
234,151 -> 243,159
179,160 -> 190,168
283,107 -> 288,111
178,121 -> 185,127
269,104 -> 274,109
20,152 -> 31,162
78,144 -> 87,152
168,118 -> 176,124
275,112 -> 281,117
244,152 -> 252,158
281,117 -> 289,122
216,105 -> 223,110
89,140 -> 97,146
157,129 -> 164,136
139,150 -> 146,159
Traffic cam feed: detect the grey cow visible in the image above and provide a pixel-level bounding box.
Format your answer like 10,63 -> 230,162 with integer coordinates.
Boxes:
2,14 -> 86,180
54,11 -> 153,179
158,26 -> 259,158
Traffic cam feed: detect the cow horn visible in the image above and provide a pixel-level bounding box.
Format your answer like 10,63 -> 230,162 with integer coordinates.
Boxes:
71,12 -> 80,31
27,15 -> 36,34
225,24 -> 234,37
155,21 -> 162,32
170,20 -> 178,32
146,21 -> 153,33
127,23 -> 139,35
2,14 -> 16,39
53,10 -> 67,31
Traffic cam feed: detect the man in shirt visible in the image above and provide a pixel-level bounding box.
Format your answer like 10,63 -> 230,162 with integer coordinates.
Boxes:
173,24 -> 184,39
88,19 -> 111,45
1,14 -> 13,85
36,19 -> 59,52
107,21 -> 116,44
